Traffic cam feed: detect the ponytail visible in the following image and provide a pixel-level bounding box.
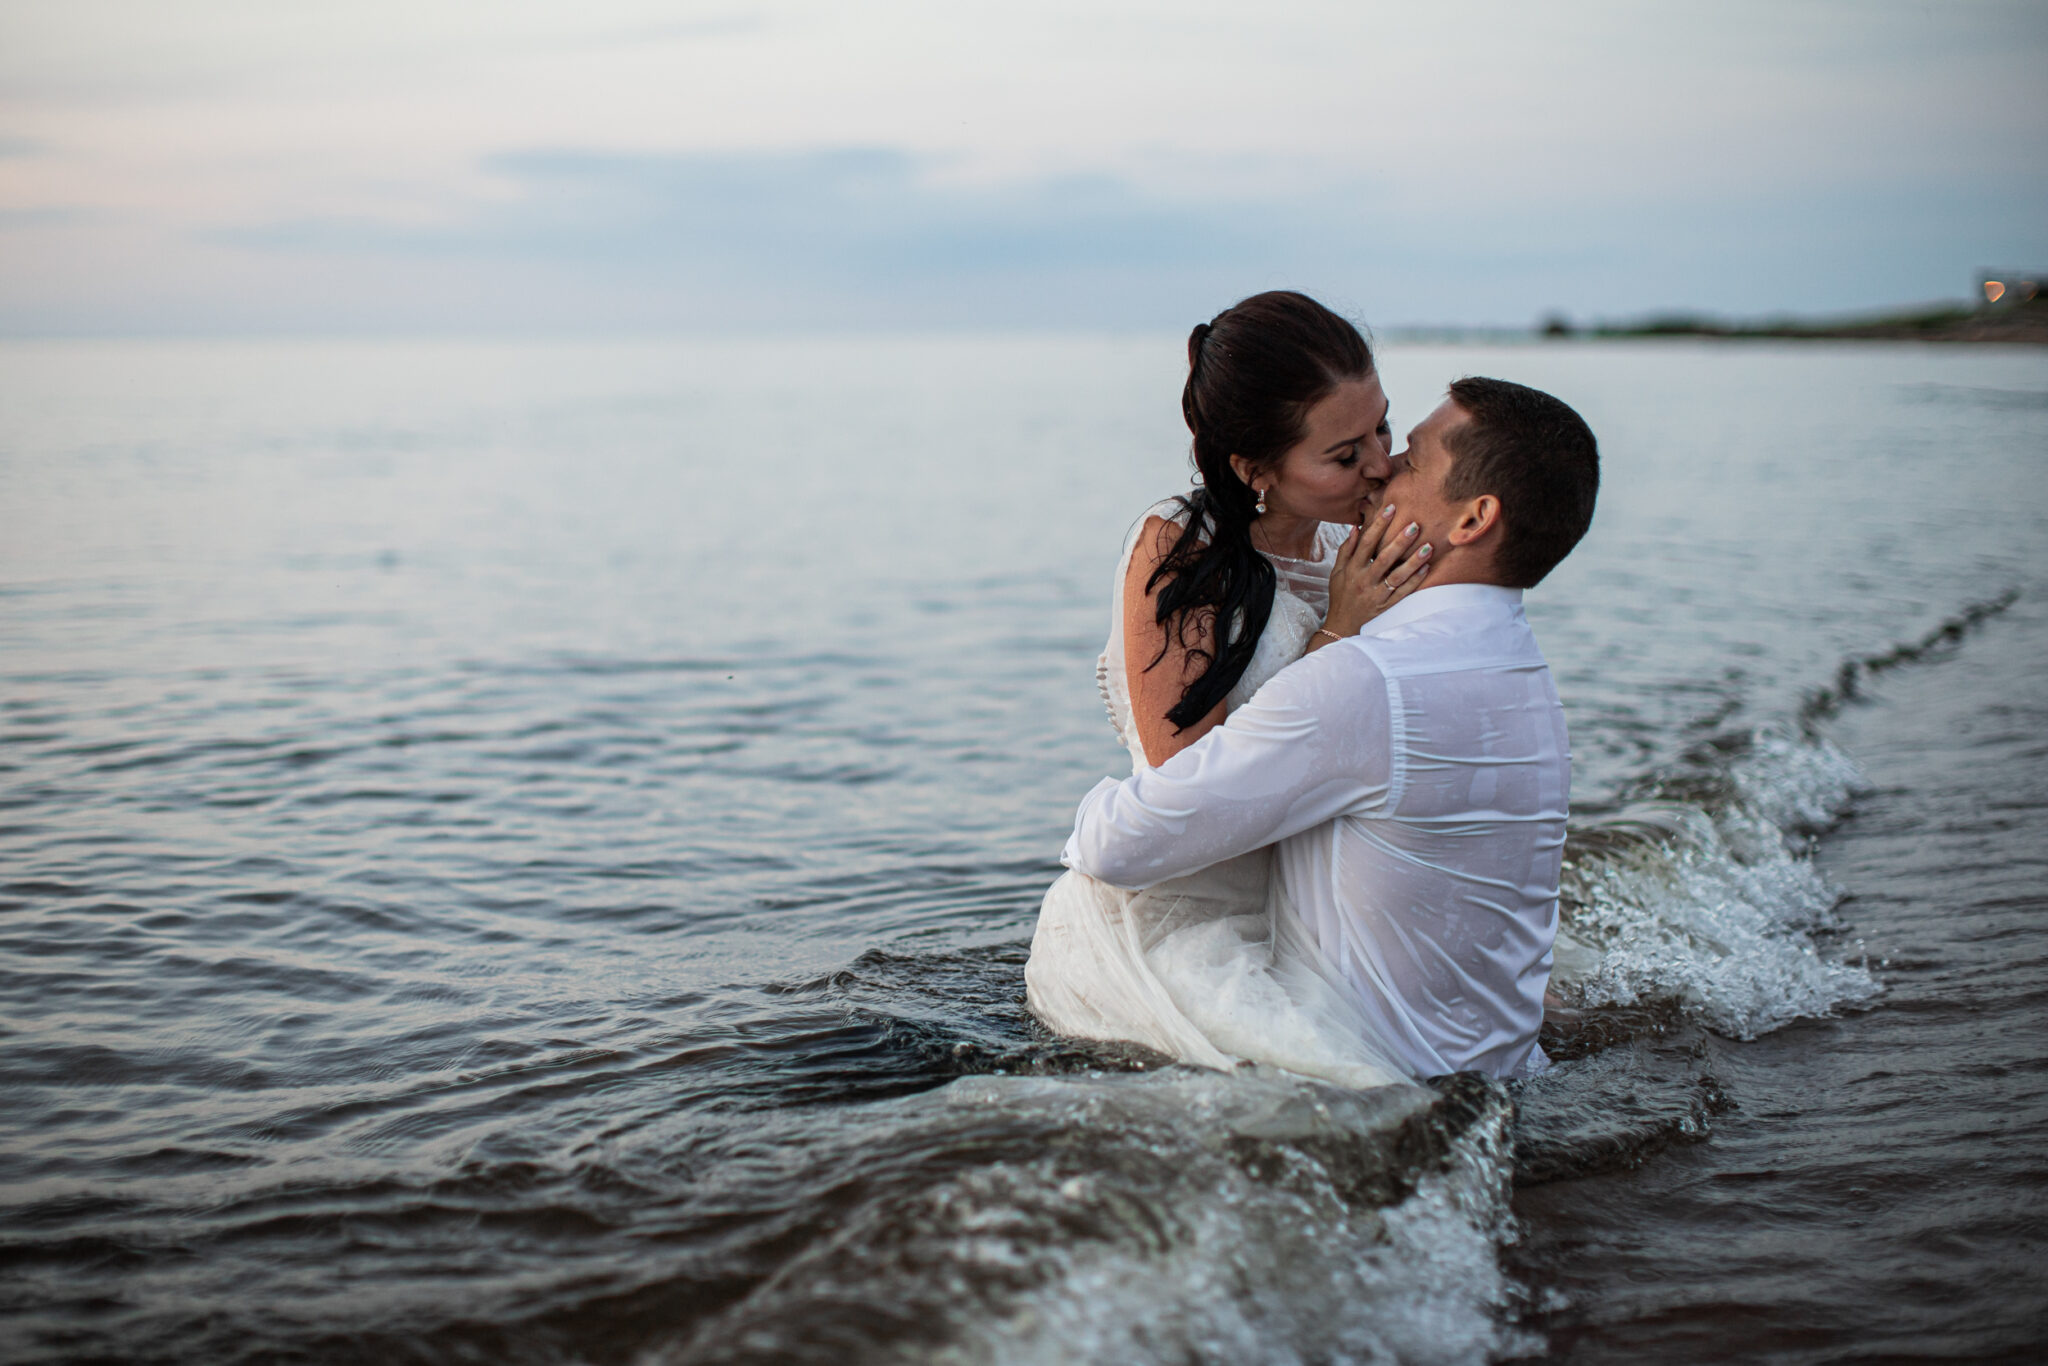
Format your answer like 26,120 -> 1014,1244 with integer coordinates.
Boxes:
1147,292 -> 1372,729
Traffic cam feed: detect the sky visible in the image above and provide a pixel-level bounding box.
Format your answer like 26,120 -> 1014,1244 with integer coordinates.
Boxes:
0,0 -> 2043,334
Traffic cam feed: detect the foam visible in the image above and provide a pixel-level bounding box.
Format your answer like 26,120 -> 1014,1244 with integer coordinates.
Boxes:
1553,725 -> 1880,1039
960,1075 -> 1532,1366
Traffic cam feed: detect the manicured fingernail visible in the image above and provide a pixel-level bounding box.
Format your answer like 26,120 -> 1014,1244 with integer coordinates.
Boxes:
1379,504 -> 1396,519
1418,543 -> 1432,556
1403,522 -> 1418,537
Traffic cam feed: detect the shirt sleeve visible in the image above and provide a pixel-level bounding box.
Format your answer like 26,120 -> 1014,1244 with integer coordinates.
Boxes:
1062,641 -> 1396,889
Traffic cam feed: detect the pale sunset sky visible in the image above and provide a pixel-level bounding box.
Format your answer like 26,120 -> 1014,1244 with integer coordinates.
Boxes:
1,0 -> 2042,333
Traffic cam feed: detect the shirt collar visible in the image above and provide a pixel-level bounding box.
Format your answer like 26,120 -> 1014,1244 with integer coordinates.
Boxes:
1356,582 -> 1524,638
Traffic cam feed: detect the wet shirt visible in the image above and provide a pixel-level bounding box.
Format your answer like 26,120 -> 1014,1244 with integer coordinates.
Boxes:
1062,583 -> 1570,1080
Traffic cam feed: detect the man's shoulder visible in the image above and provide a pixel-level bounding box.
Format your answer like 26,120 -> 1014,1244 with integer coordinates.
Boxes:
1352,603 -> 1548,680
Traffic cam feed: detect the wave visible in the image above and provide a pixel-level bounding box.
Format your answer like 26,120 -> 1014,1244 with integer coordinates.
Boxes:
648,1071 -> 1530,1366
1551,725 -> 1876,1038
1548,591 -> 2017,1041
1798,588 -> 2019,726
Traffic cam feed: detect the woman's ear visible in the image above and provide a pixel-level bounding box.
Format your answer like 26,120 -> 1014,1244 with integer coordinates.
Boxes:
1446,494 -> 1501,546
1226,454 -> 1257,489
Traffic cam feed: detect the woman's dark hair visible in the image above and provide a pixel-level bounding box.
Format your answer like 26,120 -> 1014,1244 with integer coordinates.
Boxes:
1149,290 -> 1374,730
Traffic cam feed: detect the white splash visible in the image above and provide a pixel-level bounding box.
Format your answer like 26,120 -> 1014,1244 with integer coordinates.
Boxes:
977,1076 -> 1533,1366
1553,726 -> 1880,1039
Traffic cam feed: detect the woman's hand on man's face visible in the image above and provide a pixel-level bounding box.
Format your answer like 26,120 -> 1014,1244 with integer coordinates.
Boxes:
1315,503 -> 1432,644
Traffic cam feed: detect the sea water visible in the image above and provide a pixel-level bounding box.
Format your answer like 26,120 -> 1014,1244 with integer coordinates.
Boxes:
1,336 -> 2044,1362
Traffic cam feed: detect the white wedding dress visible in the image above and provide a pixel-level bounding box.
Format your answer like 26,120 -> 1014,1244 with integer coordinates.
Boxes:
1024,503 -> 1410,1089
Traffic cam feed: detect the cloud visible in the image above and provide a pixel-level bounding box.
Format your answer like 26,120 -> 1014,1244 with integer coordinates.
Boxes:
180,143 -> 2048,332
243,149 -> 1252,265
207,148 -> 1330,327
576,13 -> 768,47
0,205 -> 94,228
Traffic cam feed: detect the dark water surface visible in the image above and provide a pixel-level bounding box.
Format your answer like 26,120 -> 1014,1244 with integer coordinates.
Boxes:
2,336 -> 2046,1362
1515,594 -> 2048,1363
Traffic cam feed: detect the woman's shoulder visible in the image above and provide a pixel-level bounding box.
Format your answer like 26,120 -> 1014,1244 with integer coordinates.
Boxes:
1138,494 -> 1195,529
1123,495 -> 1199,568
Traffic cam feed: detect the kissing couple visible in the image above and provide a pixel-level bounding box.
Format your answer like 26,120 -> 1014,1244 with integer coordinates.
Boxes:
1026,290 -> 1599,1087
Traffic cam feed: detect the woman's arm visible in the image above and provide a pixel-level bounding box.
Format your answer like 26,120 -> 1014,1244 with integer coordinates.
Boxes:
1123,516 -> 1227,766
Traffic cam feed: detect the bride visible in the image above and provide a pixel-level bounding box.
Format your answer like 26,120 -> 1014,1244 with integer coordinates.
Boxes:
1025,291 -> 1433,1088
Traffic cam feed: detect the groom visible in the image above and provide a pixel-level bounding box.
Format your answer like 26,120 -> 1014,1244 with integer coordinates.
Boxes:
1064,376 -> 1598,1081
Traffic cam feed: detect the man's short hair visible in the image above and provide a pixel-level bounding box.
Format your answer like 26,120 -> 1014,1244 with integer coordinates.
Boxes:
1443,376 -> 1599,588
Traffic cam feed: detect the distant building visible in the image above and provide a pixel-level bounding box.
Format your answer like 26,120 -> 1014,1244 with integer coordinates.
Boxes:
1977,271 -> 2042,308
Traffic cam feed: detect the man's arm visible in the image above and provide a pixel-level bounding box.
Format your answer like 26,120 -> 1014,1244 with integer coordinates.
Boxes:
1063,642 -> 1396,889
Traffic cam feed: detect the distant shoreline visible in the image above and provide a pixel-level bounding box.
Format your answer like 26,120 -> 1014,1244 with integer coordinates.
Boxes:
1545,298 -> 2048,345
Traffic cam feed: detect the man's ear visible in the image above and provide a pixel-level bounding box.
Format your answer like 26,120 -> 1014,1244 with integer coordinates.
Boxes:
1446,494 -> 1501,547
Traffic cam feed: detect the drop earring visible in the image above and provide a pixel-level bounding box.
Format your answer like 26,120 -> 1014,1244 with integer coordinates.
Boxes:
1254,487 -> 1268,515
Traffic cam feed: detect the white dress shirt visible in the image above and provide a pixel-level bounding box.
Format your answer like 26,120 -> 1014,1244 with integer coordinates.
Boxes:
1062,583 -> 1570,1079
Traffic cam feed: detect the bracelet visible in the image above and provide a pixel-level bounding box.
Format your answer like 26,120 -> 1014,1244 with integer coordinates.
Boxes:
1312,628 -> 1347,646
